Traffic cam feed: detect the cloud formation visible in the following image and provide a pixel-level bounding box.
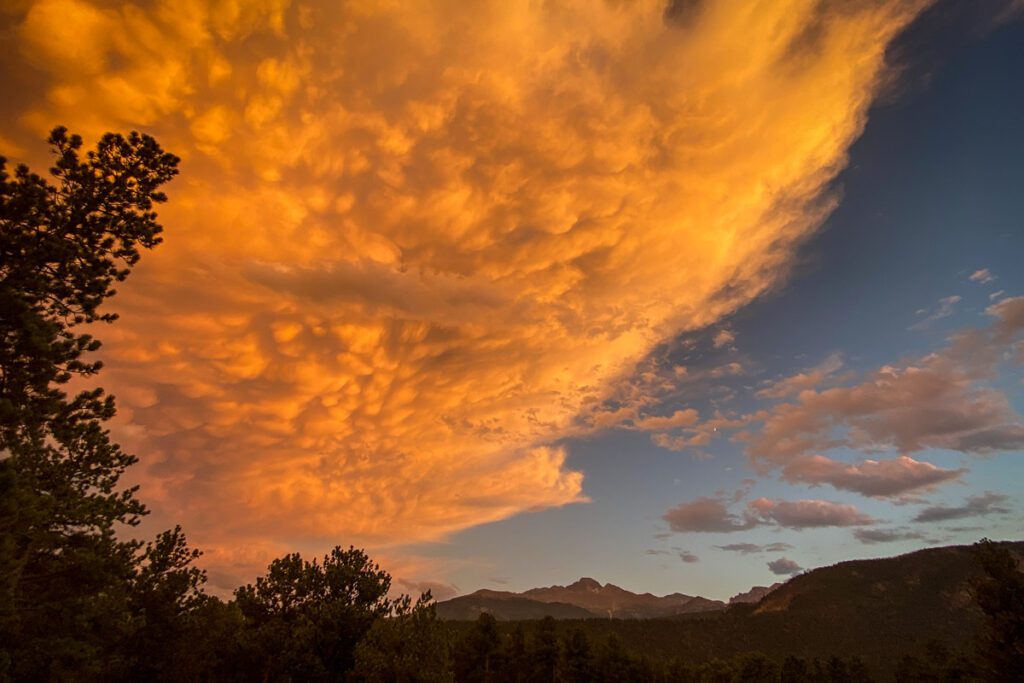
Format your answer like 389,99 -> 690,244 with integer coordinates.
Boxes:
767,558 -> 803,576
852,528 -> 931,544
911,295 -> 961,329
664,494 -> 873,533
745,299 -> 1024,471
969,268 -> 996,284
716,542 -> 793,554
780,454 -> 965,499
663,496 -> 757,533
645,298 -> 1024,502
1,0 -> 929,582
913,492 -> 1011,523
747,498 -> 874,529
757,353 -> 845,399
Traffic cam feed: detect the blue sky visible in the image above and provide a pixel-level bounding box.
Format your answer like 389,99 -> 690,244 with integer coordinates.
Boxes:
407,7 -> 1024,600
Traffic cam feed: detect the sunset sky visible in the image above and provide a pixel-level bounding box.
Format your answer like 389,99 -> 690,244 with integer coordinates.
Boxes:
2,0 -> 1022,601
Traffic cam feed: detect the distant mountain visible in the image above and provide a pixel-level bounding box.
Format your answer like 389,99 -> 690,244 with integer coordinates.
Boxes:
439,541 -> 1023,676
434,589 -> 596,621
436,577 -> 726,620
728,583 -> 782,605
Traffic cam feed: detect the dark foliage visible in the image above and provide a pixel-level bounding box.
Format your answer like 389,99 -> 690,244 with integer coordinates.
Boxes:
971,539 -> 1024,681
233,546 -> 394,681
0,127 -> 205,681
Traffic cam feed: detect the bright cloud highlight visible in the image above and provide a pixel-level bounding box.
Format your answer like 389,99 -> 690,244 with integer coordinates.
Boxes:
1,0 -> 930,583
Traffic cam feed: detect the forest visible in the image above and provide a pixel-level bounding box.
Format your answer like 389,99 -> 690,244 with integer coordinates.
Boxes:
1,130 -> 1022,682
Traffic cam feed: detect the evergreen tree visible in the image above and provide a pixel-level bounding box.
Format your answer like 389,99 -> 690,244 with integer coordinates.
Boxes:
234,546 -> 394,680
452,613 -> 501,683
499,623 -> 530,683
0,127 -> 205,680
594,633 -> 635,683
735,652 -> 779,682
351,592 -> 452,682
780,655 -> 811,683
562,627 -> 594,683
528,616 -> 560,683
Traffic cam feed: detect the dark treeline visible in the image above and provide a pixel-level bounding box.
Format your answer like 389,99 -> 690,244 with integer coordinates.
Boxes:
1,129 -> 1023,682
444,613 -> 982,682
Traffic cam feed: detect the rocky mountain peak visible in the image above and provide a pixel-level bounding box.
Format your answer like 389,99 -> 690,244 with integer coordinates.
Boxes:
568,577 -> 603,592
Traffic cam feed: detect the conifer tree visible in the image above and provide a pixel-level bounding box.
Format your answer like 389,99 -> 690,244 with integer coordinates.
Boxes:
0,127 -> 203,679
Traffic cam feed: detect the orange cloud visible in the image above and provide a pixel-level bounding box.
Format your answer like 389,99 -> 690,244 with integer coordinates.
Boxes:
1,0 -> 929,584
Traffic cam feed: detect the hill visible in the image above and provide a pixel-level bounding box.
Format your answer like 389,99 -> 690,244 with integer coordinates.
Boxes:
728,583 -> 781,605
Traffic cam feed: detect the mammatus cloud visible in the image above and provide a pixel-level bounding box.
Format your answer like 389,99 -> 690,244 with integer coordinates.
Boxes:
913,492 -> 1011,523
663,493 -> 873,533
0,0 -> 930,583
767,558 -> 803,576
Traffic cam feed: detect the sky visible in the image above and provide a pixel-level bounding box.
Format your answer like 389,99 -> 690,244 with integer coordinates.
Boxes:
1,0 -> 1022,602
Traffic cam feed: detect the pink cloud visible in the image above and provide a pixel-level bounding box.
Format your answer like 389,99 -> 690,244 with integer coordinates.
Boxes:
968,268 -> 996,284
664,493 -> 873,533
737,298 -> 1024,496
780,454 -> 965,499
663,496 -> 758,533
757,353 -> 844,399
747,498 -> 874,528
635,409 -> 701,431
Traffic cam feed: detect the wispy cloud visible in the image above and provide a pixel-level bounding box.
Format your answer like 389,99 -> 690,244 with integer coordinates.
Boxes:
715,543 -> 764,554
716,542 -> 793,554
969,268 -> 996,284
910,294 -> 961,329
853,528 -> 932,544
757,353 -> 845,399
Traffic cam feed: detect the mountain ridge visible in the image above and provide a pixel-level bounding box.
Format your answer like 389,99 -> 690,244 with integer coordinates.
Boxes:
436,541 -> 1023,623
437,576 -> 729,620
